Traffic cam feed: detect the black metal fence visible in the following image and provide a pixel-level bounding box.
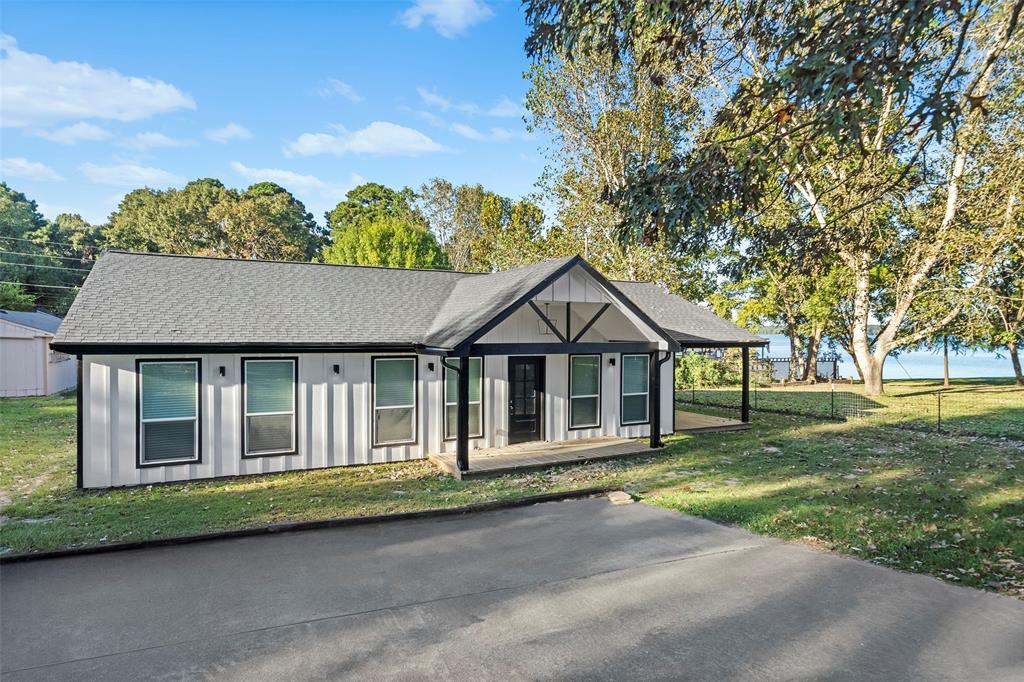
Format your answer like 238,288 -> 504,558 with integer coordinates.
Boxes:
676,382 -> 1024,440
764,355 -> 841,382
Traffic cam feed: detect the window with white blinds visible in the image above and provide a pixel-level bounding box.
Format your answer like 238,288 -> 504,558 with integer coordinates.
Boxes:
569,355 -> 601,429
444,357 -> 483,439
620,354 -> 650,425
138,360 -> 200,465
243,358 -> 297,456
373,357 -> 417,445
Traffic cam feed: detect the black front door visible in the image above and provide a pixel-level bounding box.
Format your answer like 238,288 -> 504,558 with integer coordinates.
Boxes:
508,357 -> 544,444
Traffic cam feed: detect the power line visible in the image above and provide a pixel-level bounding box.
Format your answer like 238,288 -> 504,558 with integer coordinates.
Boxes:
0,249 -> 94,263
0,281 -> 79,289
0,260 -> 91,273
0,235 -> 79,248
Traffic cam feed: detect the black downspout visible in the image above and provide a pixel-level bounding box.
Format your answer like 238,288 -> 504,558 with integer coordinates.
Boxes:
741,347 -> 751,423
76,355 -> 83,489
457,356 -> 470,472
650,351 -> 672,448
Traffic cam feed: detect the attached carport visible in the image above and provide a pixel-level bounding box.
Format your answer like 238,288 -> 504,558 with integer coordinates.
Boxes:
614,282 -> 768,432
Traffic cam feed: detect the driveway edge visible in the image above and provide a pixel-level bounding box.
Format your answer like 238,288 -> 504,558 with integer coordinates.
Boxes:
0,486 -> 619,564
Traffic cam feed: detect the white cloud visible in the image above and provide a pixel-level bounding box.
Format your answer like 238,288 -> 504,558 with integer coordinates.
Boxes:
417,86 -> 523,118
316,78 -> 362,102
486,96 -> 526,118
0,34 -> 195,127
403,107 -> 446,127
79,162 -> 183,187
285,121 -> 447,157
229,161 -> 364,214
229,161 -> 332,192
450,122 -> 486,141
417,86 -> 479,115
449,122 -> 532,143
0,157 -> 63,181
400,0 -> 493,38
205,122 -> 252,143
119,131 -> 196,150
33,122 -> 113,144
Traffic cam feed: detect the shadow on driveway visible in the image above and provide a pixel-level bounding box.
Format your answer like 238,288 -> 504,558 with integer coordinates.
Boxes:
3,497 -> 1022,680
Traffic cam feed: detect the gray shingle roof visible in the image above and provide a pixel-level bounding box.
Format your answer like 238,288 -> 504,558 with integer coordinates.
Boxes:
52,251 -> 761,350
614,282 -> 766,346
54,251 -> 470,347
0,309 -> 63,335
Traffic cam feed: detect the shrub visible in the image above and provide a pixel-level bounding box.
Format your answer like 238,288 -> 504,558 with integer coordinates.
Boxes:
676,353 -> 741,387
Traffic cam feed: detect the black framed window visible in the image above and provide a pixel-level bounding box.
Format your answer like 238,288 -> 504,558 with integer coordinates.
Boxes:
373,357 -> 417,446
620,354 -> 650,425
243,358 -> 298,457
569,354 -> 601,429
137,360 -> 200,466
444,357 -> 483,439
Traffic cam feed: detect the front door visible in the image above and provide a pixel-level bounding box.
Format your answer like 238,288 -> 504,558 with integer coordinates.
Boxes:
508,356 -> 544,444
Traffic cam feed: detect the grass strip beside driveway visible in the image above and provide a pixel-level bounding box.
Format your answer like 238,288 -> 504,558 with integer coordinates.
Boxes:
1,394 -> 1022,598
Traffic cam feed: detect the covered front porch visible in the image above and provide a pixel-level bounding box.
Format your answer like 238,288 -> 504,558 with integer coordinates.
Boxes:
429,436 -> 655,479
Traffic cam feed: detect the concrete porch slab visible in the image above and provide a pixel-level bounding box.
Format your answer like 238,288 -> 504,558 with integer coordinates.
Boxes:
428,437 -> 655,479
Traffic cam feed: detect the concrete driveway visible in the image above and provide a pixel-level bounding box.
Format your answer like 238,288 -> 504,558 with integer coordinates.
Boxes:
2,497 -> 1022,681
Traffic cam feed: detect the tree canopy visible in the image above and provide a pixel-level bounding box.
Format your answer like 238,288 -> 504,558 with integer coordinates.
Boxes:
320,214 -> 450,270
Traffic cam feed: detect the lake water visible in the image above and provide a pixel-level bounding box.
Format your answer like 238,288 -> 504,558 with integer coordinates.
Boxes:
759,335 -> 1017,381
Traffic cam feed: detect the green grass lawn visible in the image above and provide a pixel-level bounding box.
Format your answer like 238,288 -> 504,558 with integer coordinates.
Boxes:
681,377 -> 1024,439
1,392 -> 1022,598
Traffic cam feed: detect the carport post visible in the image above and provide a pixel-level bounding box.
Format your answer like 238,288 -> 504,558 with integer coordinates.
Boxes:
741,347 -> 750,423
457,355 -> 470,473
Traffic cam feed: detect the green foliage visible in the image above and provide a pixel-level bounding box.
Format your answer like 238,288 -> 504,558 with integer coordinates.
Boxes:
106,179 -> 324,260
0,183 -> 95,314
418,178 -> 545,272
524,24 -> 715,300
0,282 -> 35,310
320,215 -> 450,270
675,353 -> 740,388
326,182 -> 419,230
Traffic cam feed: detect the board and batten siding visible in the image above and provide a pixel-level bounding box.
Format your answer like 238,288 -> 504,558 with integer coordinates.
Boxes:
81,352 -> 431,488
81,348 -> 673,488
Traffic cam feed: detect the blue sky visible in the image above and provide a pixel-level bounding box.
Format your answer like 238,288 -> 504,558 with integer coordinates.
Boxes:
0,0 -> 546,224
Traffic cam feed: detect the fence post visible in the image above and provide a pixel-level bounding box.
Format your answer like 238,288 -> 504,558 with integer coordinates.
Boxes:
830,380 -> 835,419
936,391 -> 942,433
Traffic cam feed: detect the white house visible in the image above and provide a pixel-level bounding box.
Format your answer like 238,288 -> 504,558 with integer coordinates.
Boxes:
52,251 -> 765,488
1,309 -> 77,397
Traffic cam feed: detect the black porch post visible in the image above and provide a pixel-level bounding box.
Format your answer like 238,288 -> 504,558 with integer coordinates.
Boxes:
650,352 -> 663,448
456,355 -> 470,472
741,346 -> 751,423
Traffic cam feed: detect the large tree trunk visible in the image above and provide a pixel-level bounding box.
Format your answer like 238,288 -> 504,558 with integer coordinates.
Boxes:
849,257 -> 888,395
1009,339 -> 1024,386
858,352 -> 886,396
804,329 -> 823,384
943,336 -> 951,387
784,318 -> 803,382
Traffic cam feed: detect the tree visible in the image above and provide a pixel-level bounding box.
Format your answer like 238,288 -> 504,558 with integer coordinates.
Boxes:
417,178 -> 546,272
524,20 -> 715,299
210,184 -> 323,261
526,0 -> 1024,394
0,282 -> 35,311
320,215 -> 450,270
0,183 -> 96,313
325,182 -> 419,231
105,178 -> 234,254
106,178 -> 323,261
